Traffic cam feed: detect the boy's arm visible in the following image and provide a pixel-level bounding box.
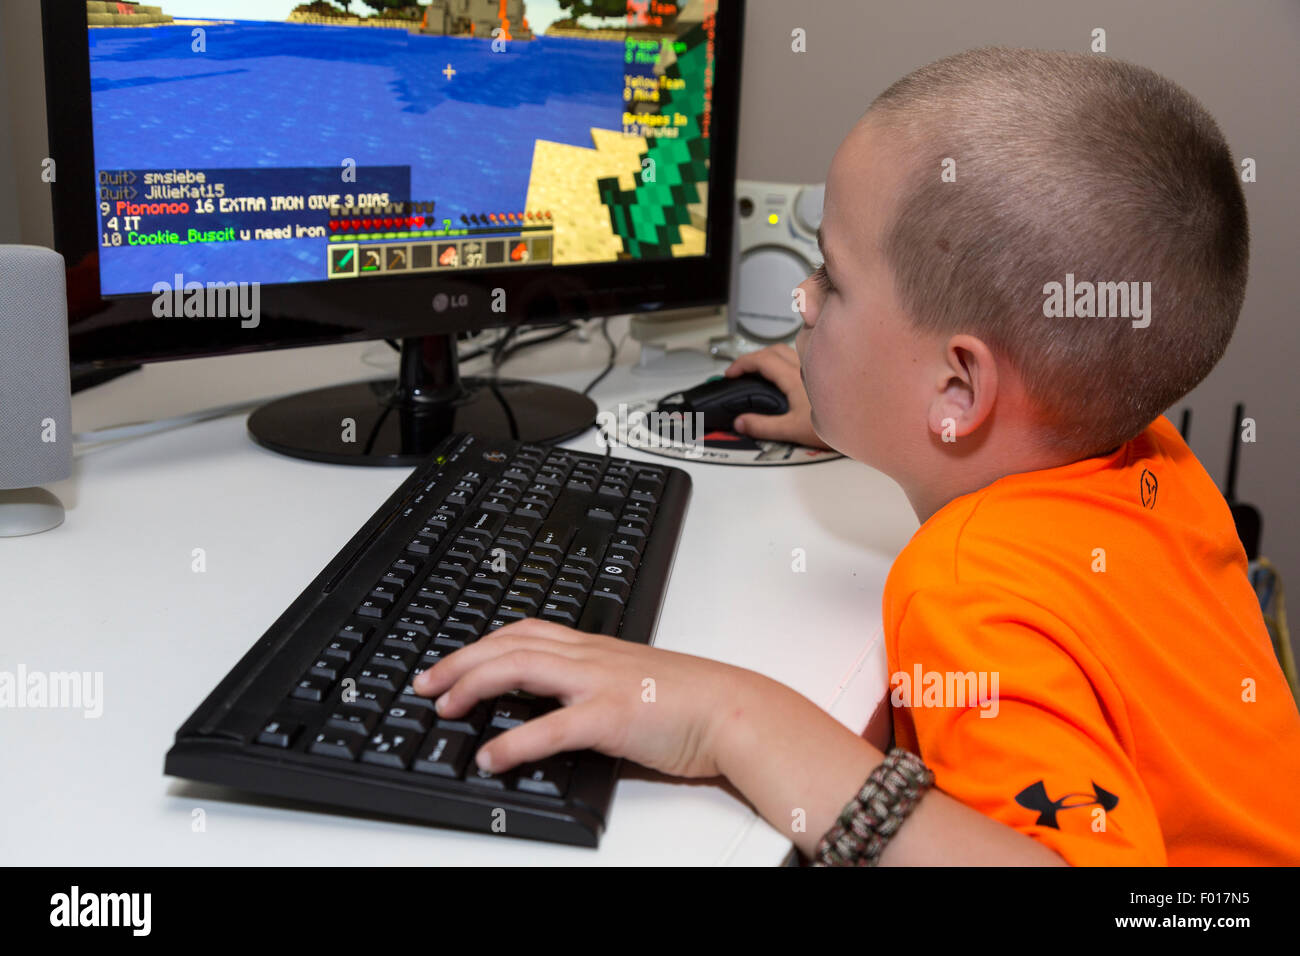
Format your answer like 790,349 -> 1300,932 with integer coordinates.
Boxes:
709,672 -> 1068,865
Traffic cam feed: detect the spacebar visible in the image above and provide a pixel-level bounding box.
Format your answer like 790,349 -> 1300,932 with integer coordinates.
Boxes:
575,593 -> 623,636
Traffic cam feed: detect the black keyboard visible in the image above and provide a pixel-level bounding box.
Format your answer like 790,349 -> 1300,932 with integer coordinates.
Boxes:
165,432 -> 691,847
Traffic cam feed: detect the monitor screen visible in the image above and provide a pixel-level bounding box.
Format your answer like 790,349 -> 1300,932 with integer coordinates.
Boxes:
45,1 -> 741,368
86,1 -> 721,294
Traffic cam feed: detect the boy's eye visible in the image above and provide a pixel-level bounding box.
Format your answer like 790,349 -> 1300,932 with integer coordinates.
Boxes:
811,262 -> 835,293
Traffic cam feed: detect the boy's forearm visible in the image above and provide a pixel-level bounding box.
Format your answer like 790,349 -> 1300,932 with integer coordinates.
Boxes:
710,673 -> 1068,865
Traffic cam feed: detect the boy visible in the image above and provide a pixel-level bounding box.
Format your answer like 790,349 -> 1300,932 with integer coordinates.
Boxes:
416,48 -> 1300,865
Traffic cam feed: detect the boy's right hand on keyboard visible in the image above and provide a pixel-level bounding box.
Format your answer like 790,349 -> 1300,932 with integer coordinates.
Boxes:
723,344 -> 832,450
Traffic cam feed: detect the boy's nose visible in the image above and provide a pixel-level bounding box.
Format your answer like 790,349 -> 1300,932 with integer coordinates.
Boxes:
796,278 -> 818,328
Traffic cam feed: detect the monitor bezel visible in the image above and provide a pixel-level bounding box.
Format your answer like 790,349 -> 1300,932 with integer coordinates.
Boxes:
42,0 -> 744,372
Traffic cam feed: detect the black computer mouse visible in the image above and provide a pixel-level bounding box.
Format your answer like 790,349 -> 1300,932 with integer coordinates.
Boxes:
657,372 -> 789,433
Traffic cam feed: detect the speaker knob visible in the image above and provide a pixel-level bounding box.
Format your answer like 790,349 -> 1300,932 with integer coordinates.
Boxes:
793,184 -> 825,233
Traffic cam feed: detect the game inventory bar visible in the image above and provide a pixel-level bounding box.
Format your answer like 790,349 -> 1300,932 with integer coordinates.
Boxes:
325,202 -> 554,278
327,233 -> 554,279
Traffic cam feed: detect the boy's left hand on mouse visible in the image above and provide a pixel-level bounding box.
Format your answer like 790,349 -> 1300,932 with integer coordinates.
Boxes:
411,618 -> 755,779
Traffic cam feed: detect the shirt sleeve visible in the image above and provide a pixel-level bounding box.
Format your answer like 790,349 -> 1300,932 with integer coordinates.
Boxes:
890,584 -> 1168,865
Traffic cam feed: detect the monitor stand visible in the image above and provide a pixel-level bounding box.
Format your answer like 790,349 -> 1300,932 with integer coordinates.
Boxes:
247,333 -> 597,466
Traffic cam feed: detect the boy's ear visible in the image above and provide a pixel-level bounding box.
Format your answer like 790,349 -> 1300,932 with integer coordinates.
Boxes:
927,334 -> 999,441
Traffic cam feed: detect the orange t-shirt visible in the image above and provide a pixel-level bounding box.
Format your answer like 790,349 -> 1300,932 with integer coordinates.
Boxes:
883,415 -> 1300,865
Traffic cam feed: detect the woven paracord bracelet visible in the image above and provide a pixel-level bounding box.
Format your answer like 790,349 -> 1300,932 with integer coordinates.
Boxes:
811,747 -> 935,866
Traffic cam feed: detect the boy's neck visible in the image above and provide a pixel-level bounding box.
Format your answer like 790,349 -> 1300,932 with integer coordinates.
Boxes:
902,444 -> 1094,525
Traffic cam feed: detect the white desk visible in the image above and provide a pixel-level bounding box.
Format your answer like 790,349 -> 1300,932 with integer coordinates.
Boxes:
0,318 -> 914,865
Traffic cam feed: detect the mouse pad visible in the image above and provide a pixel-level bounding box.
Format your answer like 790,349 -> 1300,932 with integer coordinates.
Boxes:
595,399 -> 844,466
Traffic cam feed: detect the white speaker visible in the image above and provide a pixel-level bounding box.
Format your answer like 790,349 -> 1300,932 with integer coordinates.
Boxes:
712,179 -> 824,356
0,245 -> 73,536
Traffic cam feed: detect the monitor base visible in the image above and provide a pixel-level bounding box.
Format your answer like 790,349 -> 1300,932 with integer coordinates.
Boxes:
247,334 -> 597,466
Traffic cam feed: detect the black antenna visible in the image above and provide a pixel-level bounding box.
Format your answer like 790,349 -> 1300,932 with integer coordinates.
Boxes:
1225,403 -> 1243,503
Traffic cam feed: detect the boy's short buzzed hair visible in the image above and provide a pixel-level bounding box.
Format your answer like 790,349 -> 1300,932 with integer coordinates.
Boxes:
867,47 -> 1249,457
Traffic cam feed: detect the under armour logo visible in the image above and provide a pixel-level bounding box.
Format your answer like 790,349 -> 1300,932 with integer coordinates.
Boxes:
1139,468 -> 1158,509
1015,780 -> 1119,829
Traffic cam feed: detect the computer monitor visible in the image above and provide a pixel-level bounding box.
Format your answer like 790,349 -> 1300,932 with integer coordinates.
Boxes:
41,0 -> 743,464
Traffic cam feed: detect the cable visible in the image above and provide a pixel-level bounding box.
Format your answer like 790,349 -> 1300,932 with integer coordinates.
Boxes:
71,394 -> 292,446
581,315 -> 618,396
498,323 -> 578,362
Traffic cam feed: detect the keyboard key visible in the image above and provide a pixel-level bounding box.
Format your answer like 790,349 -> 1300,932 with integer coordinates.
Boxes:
465,764 -> 508,789
334,623 -> 371,646
503,515 -> 541,538
568,530 -> 610,567
437,556 -> 475,578
381,566 -> 415,588
326,707 -> 379,736
539,603 -> 578,625
577,592 -> 623,636
462,576 -> 504,605
557,566 -> 594,586
309,731 -> 362,760
535,523 -> 576,554
419,647 -> 450,669
491,697 -> 534,728
436,701 -> 490,735
520,548 -> 556,572
503,588 -> 540,612
323,640 -> 357,663
382,629 -> 428,655
494,604 -> 530,622
355,598 -> 391,619
433,632 -> 468,651
514,756 -> 574,797
607,545 -> 641,570
445,543 -> 483,565
413,731 -> 473,778
256,717 -> 301,748
374,584 -> 404,606
545,590 -> 583,611
456,595 -> 494,618
442,613 -> 483,638
394,613 -> 436,636
406,537 -> 434,556
349,686 -> 395,713
383,704 -> 434,734
609,532 -> 645,555
308,657 -> 342,681
357,665 -> 403,693
370,647 -> 415,672
291,674 -> 332,703
361,730 -> 420,769
593,575 -> 631,603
